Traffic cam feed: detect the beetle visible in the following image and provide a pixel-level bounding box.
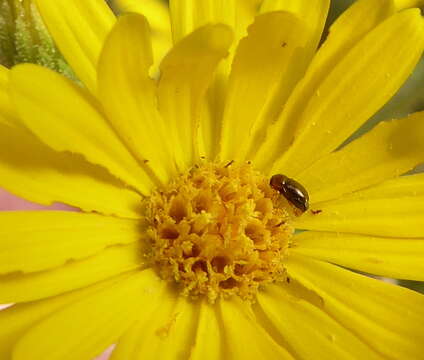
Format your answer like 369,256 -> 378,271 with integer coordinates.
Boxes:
270,174 -> 309,212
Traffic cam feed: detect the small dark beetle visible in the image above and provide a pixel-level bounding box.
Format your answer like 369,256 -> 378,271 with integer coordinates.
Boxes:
270,174 -> 309,212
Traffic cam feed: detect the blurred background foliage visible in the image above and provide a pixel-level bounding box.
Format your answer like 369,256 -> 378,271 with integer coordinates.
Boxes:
0,0 -> 75,78
0,0 -> 423,292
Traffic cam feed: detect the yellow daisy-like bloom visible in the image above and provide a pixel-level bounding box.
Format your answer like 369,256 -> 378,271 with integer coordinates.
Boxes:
1,0 -> 424,359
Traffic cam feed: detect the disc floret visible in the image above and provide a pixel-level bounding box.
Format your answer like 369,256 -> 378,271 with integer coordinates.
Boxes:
146,161 -> 295,302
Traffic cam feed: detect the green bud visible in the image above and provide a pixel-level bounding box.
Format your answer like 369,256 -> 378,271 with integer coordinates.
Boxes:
0,0 -> 76,80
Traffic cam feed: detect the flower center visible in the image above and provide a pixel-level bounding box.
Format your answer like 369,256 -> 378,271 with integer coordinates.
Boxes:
145,161 -> 295,302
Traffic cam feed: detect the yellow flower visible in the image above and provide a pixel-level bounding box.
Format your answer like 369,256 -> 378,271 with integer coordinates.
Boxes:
1,0 -> 424,359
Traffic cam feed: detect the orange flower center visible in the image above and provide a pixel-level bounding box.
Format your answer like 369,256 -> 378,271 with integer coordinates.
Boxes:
146,161 -> 295,302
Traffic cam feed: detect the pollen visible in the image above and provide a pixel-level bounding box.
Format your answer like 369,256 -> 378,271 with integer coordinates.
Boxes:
145,161 -> 295,302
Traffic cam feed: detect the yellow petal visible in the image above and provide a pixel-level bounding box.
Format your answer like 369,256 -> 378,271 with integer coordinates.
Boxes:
111,288 -> 167,360
294,174 -> 424,238
13,270 -> 160,360
0,122 -> 142,219
219,297 -> 294,359
395,0 -> 424,9
297,111 -> 424,203
10,64 -> 155,195
112,0 -> 172,73
0,274 -> 127,358
0,211 -> 144,274
98,13 -> 176,184
0,65 -> 14,126
291,231 -> 424,281
169,0 -> 247,45
112,287 -> 198,360
0,114 -> 10,126
190,302 -> 222,360
286,255 -> 424,360
114,0 -> 170,34
270,9 -> 424,176
34,0 -> 115,93
257,284 -> 383,360
158,24 -> 232,170
109,284 -> 167,359
350,172 -> 424,198
168,0 -> 258,159
168,0 -> 261,70
253,0 -> 409,171
260,0 -> 330,65
220,12 -> 309,161
0,242 -> 146,303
